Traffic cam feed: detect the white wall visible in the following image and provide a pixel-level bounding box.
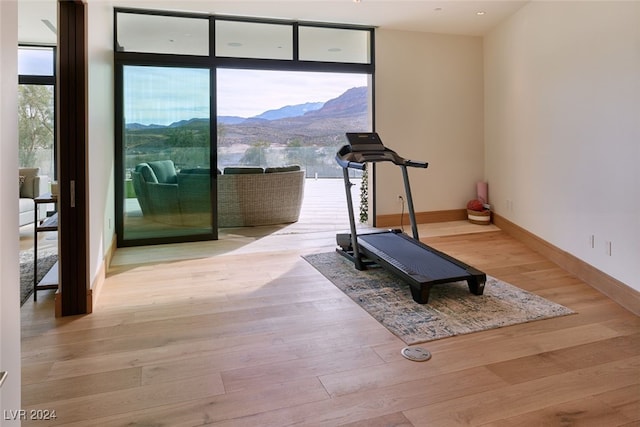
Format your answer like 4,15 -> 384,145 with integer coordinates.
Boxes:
375,29 -> 484,215
484,1 -> 640,290
87,1 -> 115,286
0,0 -> 22,422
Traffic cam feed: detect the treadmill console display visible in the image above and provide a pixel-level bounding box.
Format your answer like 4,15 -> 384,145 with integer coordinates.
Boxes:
345,132 -> 385,152
341,132 -> 407,165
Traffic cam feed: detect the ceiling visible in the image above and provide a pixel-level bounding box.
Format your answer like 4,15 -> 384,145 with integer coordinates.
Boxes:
18,0 -> 529,45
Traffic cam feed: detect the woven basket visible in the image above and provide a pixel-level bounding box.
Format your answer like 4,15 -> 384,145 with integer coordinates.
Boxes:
467,208 -> 491,225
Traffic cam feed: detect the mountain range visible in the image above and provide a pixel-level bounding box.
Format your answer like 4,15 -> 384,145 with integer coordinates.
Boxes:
126,86 -> 368,148
128,87 -> 366,128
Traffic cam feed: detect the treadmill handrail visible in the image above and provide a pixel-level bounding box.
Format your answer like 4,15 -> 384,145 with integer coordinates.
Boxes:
336,144 -> 428,170
334,154 -> 365,170
335,146 -> 365,170
405,159 -> 428,168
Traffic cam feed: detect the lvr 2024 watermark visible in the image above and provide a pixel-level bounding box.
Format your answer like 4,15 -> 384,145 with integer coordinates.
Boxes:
4,409 -> 57,421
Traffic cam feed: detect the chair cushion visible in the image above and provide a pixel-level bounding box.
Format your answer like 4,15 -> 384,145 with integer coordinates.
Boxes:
135,163 -> 158,184
19,198 -> 34,214
223,167 -> 264,175
18,167 -> 40,198
265,165 -> 301,173
179,168 -> 210,175
148,160 -> 178,184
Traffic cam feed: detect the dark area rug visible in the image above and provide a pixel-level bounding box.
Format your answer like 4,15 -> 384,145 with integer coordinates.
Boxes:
19,247 -> 57,306
303,251 -> 574,345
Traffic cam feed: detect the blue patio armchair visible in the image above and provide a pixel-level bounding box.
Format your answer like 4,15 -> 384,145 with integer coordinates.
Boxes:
131,160 -> 213,226
131,160 -> 182,225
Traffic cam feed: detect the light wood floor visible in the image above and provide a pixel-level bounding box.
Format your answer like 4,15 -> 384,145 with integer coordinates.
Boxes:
20,181 -> 640,426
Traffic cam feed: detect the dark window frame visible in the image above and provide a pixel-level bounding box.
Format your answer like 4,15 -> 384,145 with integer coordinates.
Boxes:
114,8 -> 376,247
18,44 -> 58,181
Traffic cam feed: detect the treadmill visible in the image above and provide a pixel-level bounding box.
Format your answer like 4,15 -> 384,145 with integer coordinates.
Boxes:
335,132 -> 486,304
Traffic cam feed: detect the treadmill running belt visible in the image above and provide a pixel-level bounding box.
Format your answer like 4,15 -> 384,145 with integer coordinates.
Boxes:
358,233 -> 469,282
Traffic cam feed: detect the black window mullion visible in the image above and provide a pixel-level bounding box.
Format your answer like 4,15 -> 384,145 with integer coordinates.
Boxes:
210,16 -> 216,58
18,75 -> 55,85
293,22 -> 299,62
210,67 -> 218,234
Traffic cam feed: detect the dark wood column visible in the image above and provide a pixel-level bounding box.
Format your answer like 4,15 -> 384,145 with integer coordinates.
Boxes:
56,0 -> 89,316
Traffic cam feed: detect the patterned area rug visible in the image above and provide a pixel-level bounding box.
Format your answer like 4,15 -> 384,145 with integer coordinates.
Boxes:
20,247 -> 57,306
303,251 -> 574,345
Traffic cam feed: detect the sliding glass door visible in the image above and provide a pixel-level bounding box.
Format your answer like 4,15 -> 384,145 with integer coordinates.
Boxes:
121,65 -> 213,242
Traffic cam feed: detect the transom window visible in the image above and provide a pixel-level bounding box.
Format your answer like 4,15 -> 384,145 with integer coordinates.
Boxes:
115,9 -> 373,65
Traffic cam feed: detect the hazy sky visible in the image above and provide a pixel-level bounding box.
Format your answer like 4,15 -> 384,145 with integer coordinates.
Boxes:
217,69 -> 368,117
124,66 -> 368,125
